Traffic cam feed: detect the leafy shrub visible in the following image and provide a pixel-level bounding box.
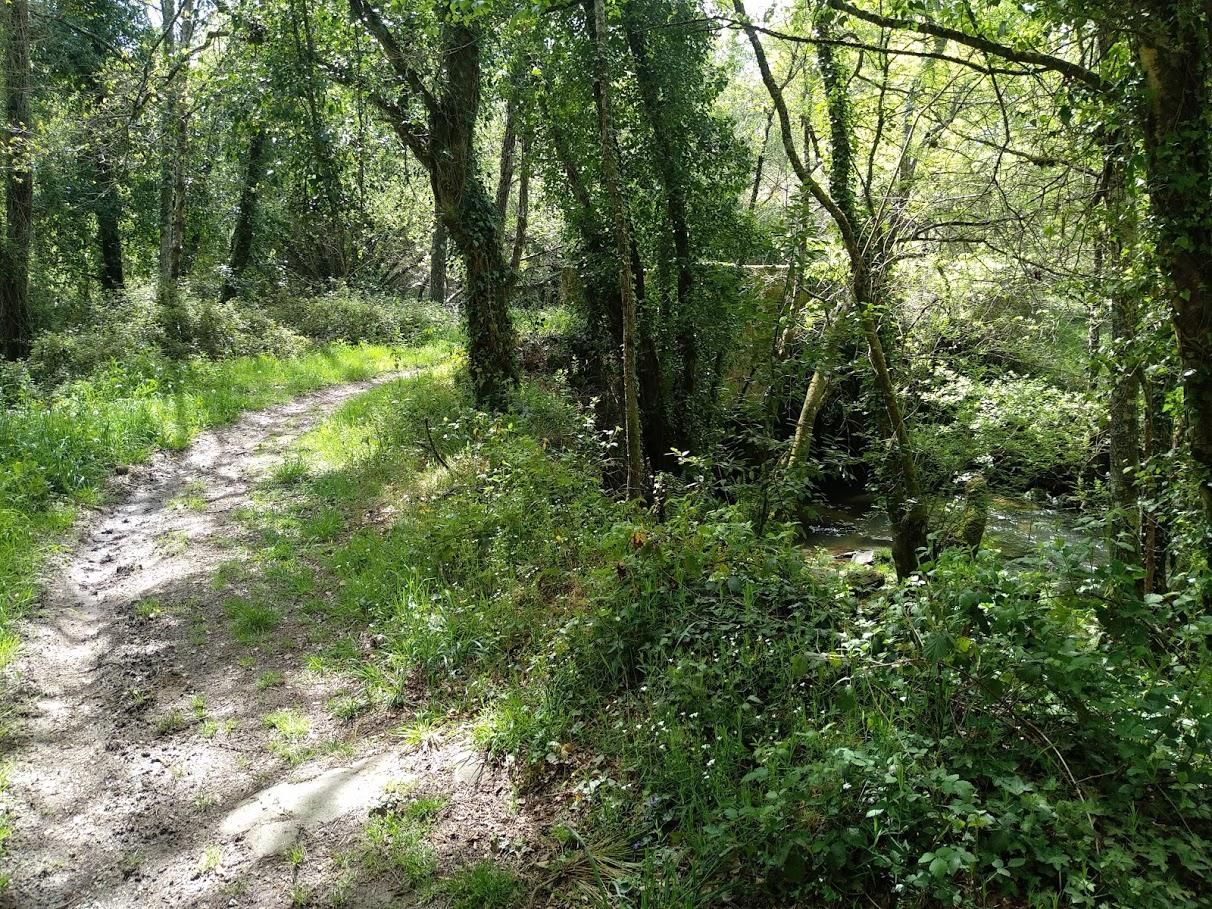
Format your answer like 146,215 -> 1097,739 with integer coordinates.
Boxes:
915,366 -> 1098,493
167,296 -> 306,359
27,290 -> 166,385
309,375 -> 1211,908
267,287 -> 446,345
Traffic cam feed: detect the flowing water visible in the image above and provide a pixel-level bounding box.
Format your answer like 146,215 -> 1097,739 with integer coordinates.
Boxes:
803,490 -> 1098,559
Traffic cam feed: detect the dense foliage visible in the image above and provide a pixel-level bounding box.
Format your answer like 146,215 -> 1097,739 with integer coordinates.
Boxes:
2,0 -> 1211,904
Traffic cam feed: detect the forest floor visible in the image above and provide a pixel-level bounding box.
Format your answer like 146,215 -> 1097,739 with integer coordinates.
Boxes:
0,374 -> 536,908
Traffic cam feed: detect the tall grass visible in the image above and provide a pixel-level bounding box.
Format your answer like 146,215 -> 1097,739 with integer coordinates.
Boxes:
0,340 -> 455,662
237,368 -> 1212,909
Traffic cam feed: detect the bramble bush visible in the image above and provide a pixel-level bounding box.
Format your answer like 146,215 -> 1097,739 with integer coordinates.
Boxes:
292,372 -> 1211,908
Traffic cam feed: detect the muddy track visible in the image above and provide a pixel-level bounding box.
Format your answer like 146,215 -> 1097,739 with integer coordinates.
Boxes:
1,374 -> 532,908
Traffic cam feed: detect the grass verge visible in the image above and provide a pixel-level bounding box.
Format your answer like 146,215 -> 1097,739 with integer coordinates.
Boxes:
229,366 -> 1211,909
0,338 -> 456,669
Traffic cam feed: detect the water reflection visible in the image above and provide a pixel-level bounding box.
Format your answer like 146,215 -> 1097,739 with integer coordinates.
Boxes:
803,491 -> 1099,560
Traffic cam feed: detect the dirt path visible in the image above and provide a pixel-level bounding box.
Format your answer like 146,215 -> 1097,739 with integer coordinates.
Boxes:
1,376 -> 532,908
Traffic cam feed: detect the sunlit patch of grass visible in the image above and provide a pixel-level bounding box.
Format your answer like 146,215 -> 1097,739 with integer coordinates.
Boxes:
263,708 -> 310,739
211,559 -> 250,591
200,718 -> 238,739
301,508 -> 343,541
263,560 -> 315,597
271,456 -> 311,488
0,632 -> 19,672
256,670 -> 285,690
156,709 -> 190,736
197,844 -> 223,875
225,597 -> 280,643
127,686 -> 154,711
327,693 -> 371,721
156,530 -> 190,555
134,598 -> 166,620
168,481 -> 209,512
263,708 -> 313,765
362,801 -> 439,887
401,795 -> 446,822
393,712 -> 448,748
443,860 -> 523,909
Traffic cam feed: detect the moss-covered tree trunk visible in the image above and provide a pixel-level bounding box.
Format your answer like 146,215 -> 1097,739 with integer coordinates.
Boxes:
510,133 -> 530,276
349,2 -> 516,409
429,23 -> 516,409
219,128 -> 268,304
1136,5 -> 1212,573
1099,149 -> 1143,568
591,0 -> 645,498
624,17 -> 697,451
0,0 -> 33,359
429,217 -> 447,304
93,145 -> 126,293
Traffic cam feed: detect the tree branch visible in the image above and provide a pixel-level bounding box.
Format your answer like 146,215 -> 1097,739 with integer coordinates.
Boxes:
826,0 -> 1110,94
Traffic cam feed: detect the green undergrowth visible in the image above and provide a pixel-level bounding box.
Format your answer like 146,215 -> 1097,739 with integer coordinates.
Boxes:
0,337 -> 456,668
241,368 -> 1211,909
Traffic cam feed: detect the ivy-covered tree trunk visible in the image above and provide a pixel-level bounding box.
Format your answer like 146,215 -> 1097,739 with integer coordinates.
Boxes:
510,133 -> 530,276
540,83 -> 669,466
219,128 -> 268,304
591,0 -> 645,498
784,301 -> 849,469
432,169 -> 516,407
89,138 -> 127,294
1097,145 -> 1143,567
1136,4 -> 1212,572
624,16 -> 697,451
429,217 -> 447,304
0,0 -> 33,359
349,1 -> 516,408
428,22 -> 516,409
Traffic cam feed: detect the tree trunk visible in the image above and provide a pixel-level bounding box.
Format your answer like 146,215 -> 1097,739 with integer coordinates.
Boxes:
749,109 -> 774,213
0,0 -> 33,359
429,216 -> 447,304
1137,8 -> 1212,571
859,287 -> 929,577
592,0 -> 645,498
625,17 -> 696,451
94,146 -> 125,293
157,0 -> 193,320
495,91 -> 518,221
510,133 -> 530,276
1099,148 -> 1143,566
220,128 -> 268,304
290,0 -> 349,280
428,22 -> 516,409
539,77 -> 670,468
1142,374 -> 1173,594
783,301 -> 850,469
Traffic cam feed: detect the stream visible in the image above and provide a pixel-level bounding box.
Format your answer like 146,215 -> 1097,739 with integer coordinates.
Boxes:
803,490 -> 1100,560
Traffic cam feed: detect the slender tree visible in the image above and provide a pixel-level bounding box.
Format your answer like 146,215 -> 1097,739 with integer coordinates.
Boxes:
736,1 -> 929,576
219,128 -> 269,303
348,0 -> 516,408
0,0 -> 33,359
591,0 -> 645,497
